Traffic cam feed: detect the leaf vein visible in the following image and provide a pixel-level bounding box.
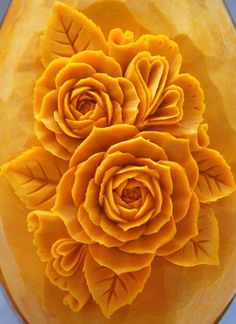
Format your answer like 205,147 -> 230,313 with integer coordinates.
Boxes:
58,13 -> 76,53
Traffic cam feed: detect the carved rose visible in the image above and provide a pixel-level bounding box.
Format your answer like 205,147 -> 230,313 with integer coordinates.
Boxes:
34,3 -> 205,160
1,2 -> 235,320
34,51 -> 140,160
25,124 -> 234,317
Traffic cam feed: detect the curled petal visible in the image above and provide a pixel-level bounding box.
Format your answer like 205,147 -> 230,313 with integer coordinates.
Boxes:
108,28 -> 181,78
92,73 -> 124,105
84,178 -> 112,224
27,209 -> 90,312
51,239 -> 86,277
46,246 -> 90,312
27,210 -> 69,262
117,195 -> 155,230
94,208 -> 145,243
172,73 -> 205,133
188,124 -> 210,152
55,133 -> 79,154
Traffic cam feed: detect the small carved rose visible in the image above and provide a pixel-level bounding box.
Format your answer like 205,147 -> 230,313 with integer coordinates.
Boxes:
34,3 -> 205,160
34,51 -> 139,159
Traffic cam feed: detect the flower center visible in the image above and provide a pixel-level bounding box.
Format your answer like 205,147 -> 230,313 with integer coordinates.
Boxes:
77,98 -> 96,115
121,186 -> 141,203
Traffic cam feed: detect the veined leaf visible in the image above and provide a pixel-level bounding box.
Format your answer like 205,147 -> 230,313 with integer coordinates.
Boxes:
41,2 -> 107,66
165,204 -> 219,266
193,148 -> 235,202
84,253 -> 151,318
1,147 -> 68,210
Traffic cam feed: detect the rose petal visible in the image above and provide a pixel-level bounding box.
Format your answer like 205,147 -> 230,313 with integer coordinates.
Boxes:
160,161 -> 192,222
71,50 -> 122,77
34,57 -> 69,117
144,193 -> 173,235
72,152 -> 104,206
89,243 -> 155,274
69,125 -> 138,167
35,121 -> 72,160
125,51 -> 169,124
138,131 -> 199,188
108,28 -> 181,77
119,216 -> 176,254
106,136 -> 167,161
117,77 -> 140,124
156,193 -> 199,256
53,167 -> 91,244
38,90 -> 62,134
55,62 -> 95,87
27,210 -> 69,262
95,151 -> 135,185
78,204 -> 123,247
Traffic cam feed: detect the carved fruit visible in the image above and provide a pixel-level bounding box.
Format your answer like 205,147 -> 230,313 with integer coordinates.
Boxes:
0,1 -> 236,324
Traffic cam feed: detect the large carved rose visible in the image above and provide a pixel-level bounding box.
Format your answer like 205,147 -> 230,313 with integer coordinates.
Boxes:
53,125 -> 200,262
24,124 -> 234,317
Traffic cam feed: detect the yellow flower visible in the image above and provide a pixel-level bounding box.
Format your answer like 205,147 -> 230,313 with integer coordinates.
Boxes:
34,51 -> 139,159
26,124 -> 234,317
34,2 -> 204,160
0,1 -> 236,323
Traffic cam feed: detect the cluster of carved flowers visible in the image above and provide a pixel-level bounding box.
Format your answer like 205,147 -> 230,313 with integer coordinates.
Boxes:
1,2 -> 235,319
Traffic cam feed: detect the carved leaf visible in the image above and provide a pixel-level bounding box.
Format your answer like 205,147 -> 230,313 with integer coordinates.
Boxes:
84,253 -> 151,318
1,147 -> 68,210
193,148 -> 235,202
41,2 -> 107,66
165,205 -> 219,266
